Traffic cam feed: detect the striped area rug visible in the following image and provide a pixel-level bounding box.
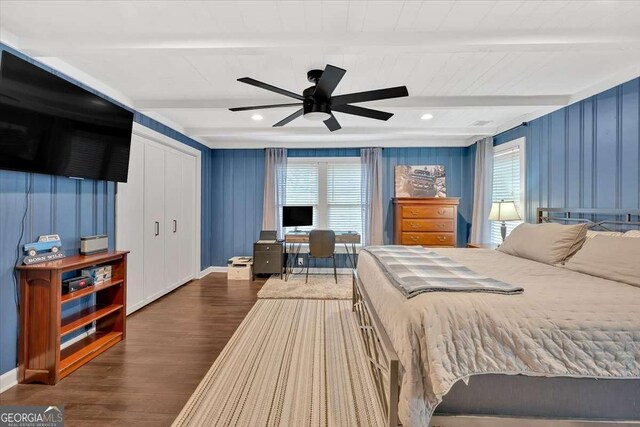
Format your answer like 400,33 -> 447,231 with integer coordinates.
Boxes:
173,299 -> 385,427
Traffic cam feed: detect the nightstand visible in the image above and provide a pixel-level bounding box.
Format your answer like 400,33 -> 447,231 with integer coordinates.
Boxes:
466,242 -> 499,249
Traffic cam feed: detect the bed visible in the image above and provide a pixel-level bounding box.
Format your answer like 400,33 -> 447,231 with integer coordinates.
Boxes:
352,209 -> 640,427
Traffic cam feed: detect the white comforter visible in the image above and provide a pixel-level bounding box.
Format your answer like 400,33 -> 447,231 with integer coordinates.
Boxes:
356,248 -> 640,427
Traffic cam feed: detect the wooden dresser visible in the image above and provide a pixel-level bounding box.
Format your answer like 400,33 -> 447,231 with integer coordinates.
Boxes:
393,198 -> 459,247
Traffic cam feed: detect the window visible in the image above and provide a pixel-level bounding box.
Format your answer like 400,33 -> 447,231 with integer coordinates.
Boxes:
284,157 -> 363,236
491,138 -> 525,244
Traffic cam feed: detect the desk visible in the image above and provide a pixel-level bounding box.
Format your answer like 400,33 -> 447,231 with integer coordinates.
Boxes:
284,231 -> 361,281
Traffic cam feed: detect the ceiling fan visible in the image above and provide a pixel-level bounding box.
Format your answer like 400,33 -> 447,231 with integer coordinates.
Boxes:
229,64 -> 409,132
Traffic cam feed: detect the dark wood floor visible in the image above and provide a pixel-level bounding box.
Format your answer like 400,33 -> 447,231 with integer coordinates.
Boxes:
0,273 -> 265,426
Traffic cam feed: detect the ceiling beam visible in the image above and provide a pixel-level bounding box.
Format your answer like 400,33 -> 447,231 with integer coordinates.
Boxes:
186,126 -> 495,138
18,29 -> 640,56
137,95 -> 570,111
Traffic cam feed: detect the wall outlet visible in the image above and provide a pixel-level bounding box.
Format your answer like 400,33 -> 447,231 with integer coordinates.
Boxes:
297,257 -> 304,266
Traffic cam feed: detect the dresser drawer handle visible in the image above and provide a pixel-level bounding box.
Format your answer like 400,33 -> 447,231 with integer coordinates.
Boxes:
437,236 -> 446,242
410,236 -> 419,242
410,210 -> 419,216
437,208 -> 446,215
410,222 -> 419,229
266,260 -> 270,264
437,223 -> 445,229
266,246 -> 270,250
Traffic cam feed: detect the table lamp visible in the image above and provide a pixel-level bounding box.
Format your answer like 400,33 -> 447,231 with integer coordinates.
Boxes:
489,200 -> 521,241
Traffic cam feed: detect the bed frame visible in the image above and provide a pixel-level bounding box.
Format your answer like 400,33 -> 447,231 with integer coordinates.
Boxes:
352,208 -> 640,427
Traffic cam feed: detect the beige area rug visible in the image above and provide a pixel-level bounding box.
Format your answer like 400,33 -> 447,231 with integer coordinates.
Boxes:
173,299 -> 385,427
258,273 -> 352,300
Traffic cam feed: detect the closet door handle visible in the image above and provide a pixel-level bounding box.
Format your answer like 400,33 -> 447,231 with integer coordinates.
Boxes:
155,221 -> 160,236
173,220 -> 177,233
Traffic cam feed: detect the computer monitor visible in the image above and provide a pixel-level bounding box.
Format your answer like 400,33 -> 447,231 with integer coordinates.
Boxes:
282,206 -> 313,228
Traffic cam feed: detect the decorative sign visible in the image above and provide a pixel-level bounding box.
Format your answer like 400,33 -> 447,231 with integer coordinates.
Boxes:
395,165 -> 446,198
23,252 -> 66,265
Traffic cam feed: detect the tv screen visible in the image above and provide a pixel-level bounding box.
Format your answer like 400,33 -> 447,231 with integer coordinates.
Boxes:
0,51 -> 134,182
282,206 -> 313,228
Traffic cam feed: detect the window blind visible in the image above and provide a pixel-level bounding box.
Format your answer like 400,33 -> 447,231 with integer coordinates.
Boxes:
284,158 -> 363,236
491,146 -> 523,244
284,162 -> 318,231
327,163 -> 362,235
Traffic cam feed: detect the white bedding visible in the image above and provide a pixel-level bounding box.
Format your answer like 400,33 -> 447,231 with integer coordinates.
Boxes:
356,248 -> 640,427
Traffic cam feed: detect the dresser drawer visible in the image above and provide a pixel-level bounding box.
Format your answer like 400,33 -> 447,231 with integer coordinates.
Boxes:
401,232 -> 455,246
254,243 -> 281,253
402,206 -> 455,219
253,252 -> 282,273
401,219 -> 454,232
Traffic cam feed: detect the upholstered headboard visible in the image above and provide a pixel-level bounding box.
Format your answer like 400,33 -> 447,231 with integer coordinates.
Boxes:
537,208 -> 640,232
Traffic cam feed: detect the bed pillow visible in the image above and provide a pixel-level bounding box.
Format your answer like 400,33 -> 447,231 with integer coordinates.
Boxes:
564,235 -> 640,287
497,222 -> 587,265
623,230 -> 640,238
586,230 -> 624,239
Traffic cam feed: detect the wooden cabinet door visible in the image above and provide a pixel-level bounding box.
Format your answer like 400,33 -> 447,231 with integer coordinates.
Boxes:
143,143 -> 166,302
164,150 -> 183,290
117,136 -> 145,314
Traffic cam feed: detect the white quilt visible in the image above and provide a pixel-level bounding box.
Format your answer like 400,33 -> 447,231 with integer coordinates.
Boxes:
356,248 -> 640,427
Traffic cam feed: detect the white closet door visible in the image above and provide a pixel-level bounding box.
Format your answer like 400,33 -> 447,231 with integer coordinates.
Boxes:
143,143 -> 166,302
117,136 -> 145,314
180,154 -> 197,282
164,150 -> 183,290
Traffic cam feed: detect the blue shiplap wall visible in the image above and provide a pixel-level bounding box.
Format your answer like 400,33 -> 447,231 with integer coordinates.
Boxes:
382,147 -> 475,246
0,44 -> 214,376
494,77 -> 640,221
210,147 -> 476,266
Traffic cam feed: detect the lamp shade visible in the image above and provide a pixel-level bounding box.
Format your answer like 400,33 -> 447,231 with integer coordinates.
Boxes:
488,200 -> 521,221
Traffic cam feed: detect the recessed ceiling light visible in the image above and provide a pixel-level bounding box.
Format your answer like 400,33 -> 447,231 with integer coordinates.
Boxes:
421,113 -> 434,121
251,114 -> 263,121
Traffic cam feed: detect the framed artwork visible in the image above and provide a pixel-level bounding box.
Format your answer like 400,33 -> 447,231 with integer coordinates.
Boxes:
394,165 -> 446,198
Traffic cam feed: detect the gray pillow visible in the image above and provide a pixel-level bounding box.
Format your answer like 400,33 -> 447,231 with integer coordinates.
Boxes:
564,235 -> 640,287
497,222 -> 588,265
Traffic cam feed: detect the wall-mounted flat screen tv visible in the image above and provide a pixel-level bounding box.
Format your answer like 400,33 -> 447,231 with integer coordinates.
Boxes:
0,51 -> 134,182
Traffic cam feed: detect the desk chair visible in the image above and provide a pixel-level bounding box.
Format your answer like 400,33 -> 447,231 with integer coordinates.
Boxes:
306,229 -> 337,284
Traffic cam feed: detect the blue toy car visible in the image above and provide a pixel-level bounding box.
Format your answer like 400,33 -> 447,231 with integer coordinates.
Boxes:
24,234 -> 62,256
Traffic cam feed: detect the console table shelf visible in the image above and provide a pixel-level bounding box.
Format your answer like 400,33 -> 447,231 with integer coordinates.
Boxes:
17,251 -> 128,385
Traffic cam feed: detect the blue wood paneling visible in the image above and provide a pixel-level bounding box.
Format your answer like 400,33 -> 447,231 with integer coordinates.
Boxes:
0,43 -> 215,375
494,77 -> 640,221
210,146 -> 476,266
0,171 -> 115,375
382,147 -> 474,247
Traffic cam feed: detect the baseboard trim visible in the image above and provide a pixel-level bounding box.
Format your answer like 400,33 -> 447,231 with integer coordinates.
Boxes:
199,266 -> 227,278
0,367 -> 18,393
430,415 -> 640,426
199,266 -> 353,279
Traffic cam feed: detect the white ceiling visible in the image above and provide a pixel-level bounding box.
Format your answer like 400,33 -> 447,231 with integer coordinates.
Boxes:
2,0 -> 640,148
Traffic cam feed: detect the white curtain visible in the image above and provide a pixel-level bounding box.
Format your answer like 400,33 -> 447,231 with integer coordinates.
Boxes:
361,148 -> 384,246
470,137 -> 494,243
262,148 -> 287,239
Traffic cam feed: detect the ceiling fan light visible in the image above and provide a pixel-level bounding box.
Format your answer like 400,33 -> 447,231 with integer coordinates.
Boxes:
421,113 -> 434,121
304,111 -> 332,122
251,114 -> 263,121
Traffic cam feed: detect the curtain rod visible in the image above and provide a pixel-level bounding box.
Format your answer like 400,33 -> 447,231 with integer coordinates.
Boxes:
494,121 -> 527,138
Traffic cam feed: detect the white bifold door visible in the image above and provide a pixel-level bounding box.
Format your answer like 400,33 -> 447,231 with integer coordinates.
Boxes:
117,130 -> 199,314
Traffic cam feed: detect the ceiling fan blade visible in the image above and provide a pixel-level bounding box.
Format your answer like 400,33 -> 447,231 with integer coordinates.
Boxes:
332,104 -> 393,121
313,64 -> 346,100
238,77 -> 304,101
323,115 -> 342,132
331,86 -> 408,106
273,108 -> 303,127
229,103 -> 302,112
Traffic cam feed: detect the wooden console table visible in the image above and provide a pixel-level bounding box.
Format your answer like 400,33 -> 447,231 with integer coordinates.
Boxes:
17,251 -> 128,385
